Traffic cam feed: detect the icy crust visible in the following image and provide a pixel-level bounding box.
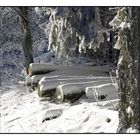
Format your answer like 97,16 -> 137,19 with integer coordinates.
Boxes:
0,85 -> 119,133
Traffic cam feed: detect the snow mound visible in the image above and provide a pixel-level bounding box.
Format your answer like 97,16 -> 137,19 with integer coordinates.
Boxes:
0,85 -> 119,133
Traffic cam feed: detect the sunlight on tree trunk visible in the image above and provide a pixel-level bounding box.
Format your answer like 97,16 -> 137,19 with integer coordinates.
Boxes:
114,7 -> 140,133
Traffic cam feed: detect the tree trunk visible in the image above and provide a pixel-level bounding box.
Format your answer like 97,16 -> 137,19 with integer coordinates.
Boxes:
137,7 -> 140,132
19,7 -> 34,74
117,7 -> 140,133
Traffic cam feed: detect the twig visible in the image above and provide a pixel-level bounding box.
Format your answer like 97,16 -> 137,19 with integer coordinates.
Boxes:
18,121 -> 26,132
94,88 -> 99,106
109,71 -> 115,84
109,71 -> 118,89
92,85 -> 117,109
105,95 -> 117,109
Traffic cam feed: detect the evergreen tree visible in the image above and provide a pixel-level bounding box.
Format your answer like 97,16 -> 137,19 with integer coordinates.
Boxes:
47,7 -> 109,63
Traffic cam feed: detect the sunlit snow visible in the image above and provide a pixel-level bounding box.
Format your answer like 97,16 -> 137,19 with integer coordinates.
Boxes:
0,84 -> 119,133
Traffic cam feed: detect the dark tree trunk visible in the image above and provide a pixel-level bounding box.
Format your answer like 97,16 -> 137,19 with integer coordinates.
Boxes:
117,7 -> 140,133
18,7 -> 34,74
137,7 -> 140,132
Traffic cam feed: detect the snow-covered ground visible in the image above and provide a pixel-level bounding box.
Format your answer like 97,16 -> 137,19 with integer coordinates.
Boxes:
0,84 -> 119,133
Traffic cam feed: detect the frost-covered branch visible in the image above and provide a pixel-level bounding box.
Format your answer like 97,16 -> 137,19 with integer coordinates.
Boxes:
47,7 -> 110,63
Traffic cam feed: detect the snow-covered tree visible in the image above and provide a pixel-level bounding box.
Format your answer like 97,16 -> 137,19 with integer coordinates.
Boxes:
41,7 -> 110,64
0,7 -> 48,83
99,7 -> 118,64
110,7 -> 140,133
0,7 -> 24,83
